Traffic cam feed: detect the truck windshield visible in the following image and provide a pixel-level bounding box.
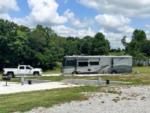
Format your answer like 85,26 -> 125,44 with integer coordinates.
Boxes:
26,66 -> 31,69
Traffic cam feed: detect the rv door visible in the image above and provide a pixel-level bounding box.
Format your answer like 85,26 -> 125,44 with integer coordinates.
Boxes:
63,59 -> 76,74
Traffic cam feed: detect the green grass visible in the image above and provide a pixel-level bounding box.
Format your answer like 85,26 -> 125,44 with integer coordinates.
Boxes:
133,66 -> 150,74
101,75 -> 150,85
0,86 -> 102,113
101,66 -> 150,85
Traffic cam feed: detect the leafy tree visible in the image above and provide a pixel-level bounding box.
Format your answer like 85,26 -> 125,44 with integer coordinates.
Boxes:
132,29 -> 146,41
91,32 -> 110,55
140,41 -> 150,57
0,19 -> 29,67
121,36 -> 128,47
123,29 -> 150,59
80,36 -> 93,55
28,25 -> 56,69
64,37 -> 81,55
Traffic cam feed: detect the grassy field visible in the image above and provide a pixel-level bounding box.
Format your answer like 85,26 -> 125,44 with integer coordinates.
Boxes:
101,66 -> 150,85
0,86 -> 104,113
132,66 -> 150,74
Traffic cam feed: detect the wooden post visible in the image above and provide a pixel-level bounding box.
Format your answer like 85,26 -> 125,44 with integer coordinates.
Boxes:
5,79 -> 8,86
21,74 -> 25,85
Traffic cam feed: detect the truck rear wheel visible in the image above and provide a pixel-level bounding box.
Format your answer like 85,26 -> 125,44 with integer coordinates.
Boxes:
7,72 -> 15,78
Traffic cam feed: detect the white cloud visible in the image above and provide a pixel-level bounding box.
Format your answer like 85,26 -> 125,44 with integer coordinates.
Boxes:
52,25 -> 95,38
78,0 -> 150,17
95,14 -> 130,29
100,29 -> 132,48
28,0 -> 67,24
0,13 -> 11,20
100,29 -> 122,48
0,0 -> 19,20
0,0 -> 19,13
146,31 -> 150,40
95,14 -> 134,33
144,25 -> 150,40
64,9 -> 92,28
14,0 -> 67,27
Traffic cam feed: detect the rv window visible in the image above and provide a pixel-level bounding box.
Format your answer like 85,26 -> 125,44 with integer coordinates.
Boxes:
66,60 -> 76,66
90,61 -> 99,66
78,62 -> 88,67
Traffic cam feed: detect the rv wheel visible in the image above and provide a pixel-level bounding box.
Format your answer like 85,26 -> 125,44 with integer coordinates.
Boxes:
72,71 -> 78,74
111,70 -> 117,74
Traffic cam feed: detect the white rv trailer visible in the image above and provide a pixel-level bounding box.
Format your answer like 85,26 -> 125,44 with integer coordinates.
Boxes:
62,55 -> 132,74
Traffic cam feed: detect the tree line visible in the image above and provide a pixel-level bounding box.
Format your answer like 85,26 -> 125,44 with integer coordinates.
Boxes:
122,29 -> 150,59
0,19 -> 149,70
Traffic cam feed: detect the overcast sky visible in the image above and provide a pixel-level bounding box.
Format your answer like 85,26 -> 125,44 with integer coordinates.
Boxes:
0,0 -> 150,48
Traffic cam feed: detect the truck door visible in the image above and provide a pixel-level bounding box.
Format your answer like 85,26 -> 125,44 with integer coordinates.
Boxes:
26,66 -> 32,75
18,66 -> 26,75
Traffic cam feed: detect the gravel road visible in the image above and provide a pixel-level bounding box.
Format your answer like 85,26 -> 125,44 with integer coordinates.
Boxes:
25,85 -> 150,113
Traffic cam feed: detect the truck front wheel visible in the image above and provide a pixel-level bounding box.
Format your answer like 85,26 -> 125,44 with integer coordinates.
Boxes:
33,72 -> 40,76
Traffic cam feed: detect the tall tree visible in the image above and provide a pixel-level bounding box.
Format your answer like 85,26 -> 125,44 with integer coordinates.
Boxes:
121,35 -> 128,47
64,37 -> 81,55
123,29 -> 150,59
140,40 -> 150,56
80,36 -> 93,55
91,32 -> 110,55
132,29 -> 147,41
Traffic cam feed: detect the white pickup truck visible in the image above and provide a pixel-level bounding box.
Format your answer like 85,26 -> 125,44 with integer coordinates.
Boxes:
3,65 -> 42,78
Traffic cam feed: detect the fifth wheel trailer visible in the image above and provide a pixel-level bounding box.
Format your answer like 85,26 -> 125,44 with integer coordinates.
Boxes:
62,55 -> 132,74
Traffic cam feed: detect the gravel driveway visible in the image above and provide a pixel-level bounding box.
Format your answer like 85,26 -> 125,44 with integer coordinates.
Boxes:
25,85 -> 150,113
